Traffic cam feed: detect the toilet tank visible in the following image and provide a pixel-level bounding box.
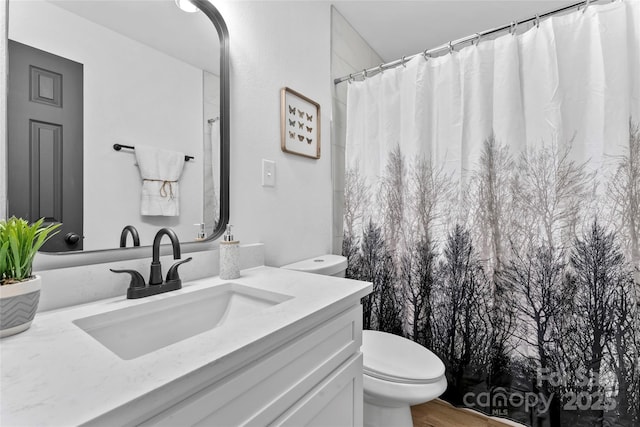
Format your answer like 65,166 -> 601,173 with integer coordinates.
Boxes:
280,254 -> 348,277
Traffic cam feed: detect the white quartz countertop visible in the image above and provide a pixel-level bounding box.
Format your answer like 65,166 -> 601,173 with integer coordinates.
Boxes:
0,266 -> 372,426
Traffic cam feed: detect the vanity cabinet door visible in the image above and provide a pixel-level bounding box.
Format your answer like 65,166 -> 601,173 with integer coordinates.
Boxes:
139,305 -> 363,427
273,353 -> 363,427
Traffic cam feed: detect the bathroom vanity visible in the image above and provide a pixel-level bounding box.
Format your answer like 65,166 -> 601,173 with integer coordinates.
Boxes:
0,267 -> 372,426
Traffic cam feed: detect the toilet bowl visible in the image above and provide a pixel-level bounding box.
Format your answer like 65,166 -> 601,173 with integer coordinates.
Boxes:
361,329 -> 447,427
281,255 -> 447,427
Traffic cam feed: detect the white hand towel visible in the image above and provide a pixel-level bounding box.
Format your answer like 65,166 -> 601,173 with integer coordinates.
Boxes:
134,144 -> 185,216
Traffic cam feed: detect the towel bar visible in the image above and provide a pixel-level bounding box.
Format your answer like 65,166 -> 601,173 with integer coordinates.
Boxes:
113,144 -> 194,161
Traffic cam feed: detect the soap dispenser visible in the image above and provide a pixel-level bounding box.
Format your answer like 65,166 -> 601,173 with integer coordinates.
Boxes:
194,223 -> 207,241
219,224 -> 240,280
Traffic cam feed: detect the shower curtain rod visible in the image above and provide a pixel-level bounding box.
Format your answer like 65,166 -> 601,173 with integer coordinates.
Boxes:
334,0 -> 610,85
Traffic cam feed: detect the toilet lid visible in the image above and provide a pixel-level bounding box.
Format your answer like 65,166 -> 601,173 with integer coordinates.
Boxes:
362,330 -> 445,384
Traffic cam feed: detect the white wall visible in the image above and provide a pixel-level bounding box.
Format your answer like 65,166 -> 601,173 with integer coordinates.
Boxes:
214,1 -> 334,267
330,7 -> 383,254
8,1 -> 204,250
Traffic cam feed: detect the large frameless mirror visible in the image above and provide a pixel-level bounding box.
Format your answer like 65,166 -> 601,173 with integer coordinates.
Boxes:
6,0 -> 229,254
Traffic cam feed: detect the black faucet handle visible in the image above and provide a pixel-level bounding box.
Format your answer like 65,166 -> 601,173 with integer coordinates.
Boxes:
110,268 -> 146,289
166,257 -> 193,283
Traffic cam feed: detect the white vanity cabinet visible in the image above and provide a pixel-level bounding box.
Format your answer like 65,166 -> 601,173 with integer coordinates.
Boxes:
1,268 -> 371,427
102,305 -> 364,427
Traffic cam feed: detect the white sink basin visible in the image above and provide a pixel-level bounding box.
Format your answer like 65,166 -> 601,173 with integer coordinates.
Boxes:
73,283 -> 292,360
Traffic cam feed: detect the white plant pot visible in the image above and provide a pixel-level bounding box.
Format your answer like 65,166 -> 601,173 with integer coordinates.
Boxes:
0,275 -> 42,338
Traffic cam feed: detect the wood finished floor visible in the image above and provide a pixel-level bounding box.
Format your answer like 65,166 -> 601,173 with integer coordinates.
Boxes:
411,399 -> 519,427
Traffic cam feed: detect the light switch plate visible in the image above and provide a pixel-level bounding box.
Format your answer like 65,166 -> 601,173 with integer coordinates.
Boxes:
262,159 -> 276,187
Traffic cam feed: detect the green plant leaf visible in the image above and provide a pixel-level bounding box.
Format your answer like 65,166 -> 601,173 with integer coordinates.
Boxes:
0,240 -> 9,281
8,228 -> 23,279
0,217 -> 61,283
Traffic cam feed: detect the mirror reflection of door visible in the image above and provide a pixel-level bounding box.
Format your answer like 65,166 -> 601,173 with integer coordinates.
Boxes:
7,0 -> 223,252
8,40 -> 83,252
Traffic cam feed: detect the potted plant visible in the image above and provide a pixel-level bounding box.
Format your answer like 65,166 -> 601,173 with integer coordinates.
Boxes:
0,217 -> 60,338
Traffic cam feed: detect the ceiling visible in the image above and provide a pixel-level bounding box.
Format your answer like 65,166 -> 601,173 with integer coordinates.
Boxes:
47,0 -> 220,73
331,0 -> 576,62
45,0 -> 580,75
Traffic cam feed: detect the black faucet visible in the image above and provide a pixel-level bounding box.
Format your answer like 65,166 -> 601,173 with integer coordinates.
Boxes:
110,227 -> 192,299
150,228 -> 181,285
119,225 -> 140,248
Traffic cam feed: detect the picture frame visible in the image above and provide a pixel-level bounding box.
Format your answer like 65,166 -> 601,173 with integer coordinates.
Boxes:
280,87 -> 321,159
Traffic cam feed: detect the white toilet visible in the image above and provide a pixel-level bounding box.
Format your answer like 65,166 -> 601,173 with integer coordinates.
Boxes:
281,255 -> 447,427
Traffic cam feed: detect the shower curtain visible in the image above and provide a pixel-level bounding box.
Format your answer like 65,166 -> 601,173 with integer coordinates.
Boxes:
344,1 -> 640,426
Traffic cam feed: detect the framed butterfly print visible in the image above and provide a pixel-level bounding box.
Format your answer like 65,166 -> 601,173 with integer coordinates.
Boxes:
281,87 -> 321,159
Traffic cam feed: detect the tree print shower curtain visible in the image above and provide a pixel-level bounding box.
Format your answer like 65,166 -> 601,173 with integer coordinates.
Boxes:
344,2 -> 640,426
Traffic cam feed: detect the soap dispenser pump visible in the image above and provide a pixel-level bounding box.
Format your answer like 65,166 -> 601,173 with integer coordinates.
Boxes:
219,224 -> 240,280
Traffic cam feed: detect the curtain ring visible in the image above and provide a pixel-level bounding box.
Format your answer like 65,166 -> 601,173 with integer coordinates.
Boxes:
423,49 -> 430,61
348,73 -> 354,84
448,41 -> 454,54
510,21 -> 518,35
535,14 -> 540,28
583,0 -> 591,13
473,33 -> 481,46
401,56 -> 407,67
378,63 -> 384,74
362,68 -> 368,79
